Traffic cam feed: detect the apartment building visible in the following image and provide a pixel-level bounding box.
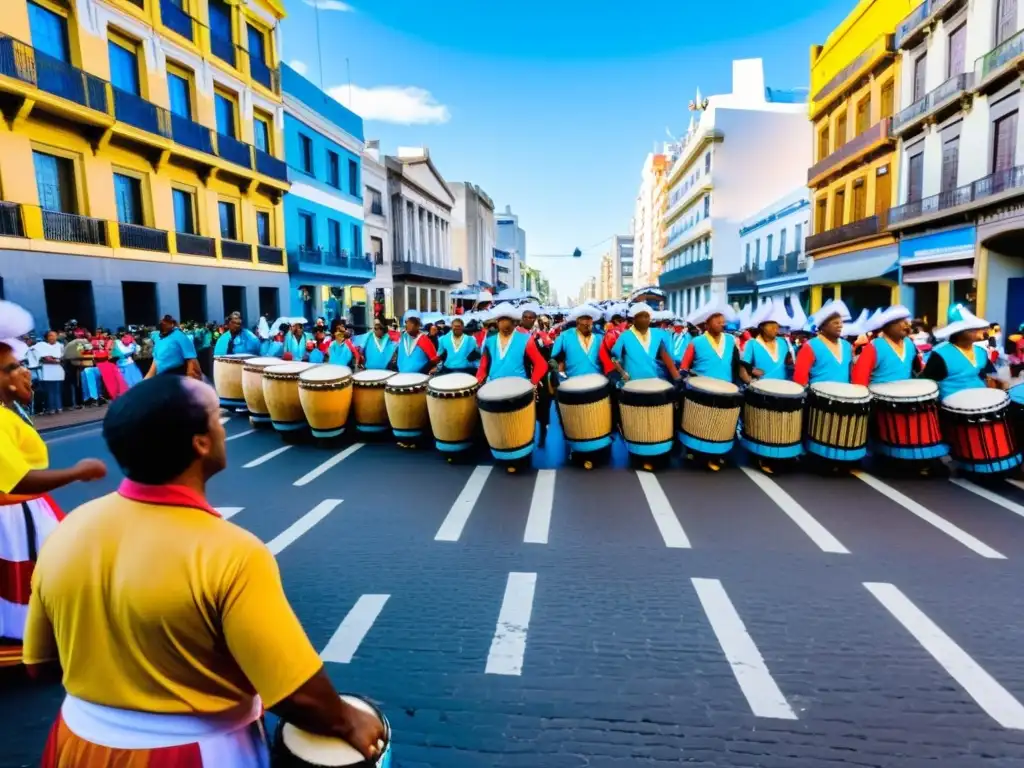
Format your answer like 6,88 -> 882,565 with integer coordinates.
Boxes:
738,188 -> 811,307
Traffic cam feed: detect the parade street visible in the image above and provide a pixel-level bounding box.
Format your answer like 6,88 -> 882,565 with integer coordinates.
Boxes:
5,416 -> 1024,767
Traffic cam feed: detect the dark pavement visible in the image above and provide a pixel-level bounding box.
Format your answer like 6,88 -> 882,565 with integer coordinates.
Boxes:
4,414 -> 1024,767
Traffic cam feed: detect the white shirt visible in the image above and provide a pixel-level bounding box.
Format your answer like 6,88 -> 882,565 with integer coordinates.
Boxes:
32,341 -> 65,382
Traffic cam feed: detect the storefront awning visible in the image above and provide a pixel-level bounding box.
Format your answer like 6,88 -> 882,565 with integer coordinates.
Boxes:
901,262 -> 975,283
898,226 -> 976,267
807,245 -> 898,286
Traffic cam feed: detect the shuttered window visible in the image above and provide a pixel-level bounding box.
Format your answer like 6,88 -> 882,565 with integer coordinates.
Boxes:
852,179 -> 866,220
941,137 -> 960,193
993,111 -> 1018,173
832,189 -> 845,228
913,55 -> 927,101
948,24 -> 966,77
997,0 -> 1018,45
907,153 -> 925,203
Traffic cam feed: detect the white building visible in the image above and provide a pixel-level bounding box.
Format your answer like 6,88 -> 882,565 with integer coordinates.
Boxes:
888,0 -> 1024,330
658,59 -> 811,318
612,234 -> 634,298
738,188 -> 811,306
386,147 -> 462,316
632,153 -> 662,286
450,183 -> 497,289
362,140 -> 393,317
496,205 -> 527,263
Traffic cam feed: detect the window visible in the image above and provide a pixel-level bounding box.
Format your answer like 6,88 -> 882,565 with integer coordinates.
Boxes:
855,96 -> 870,135
208,0 -> 232,42
941,136 -> 960,193
875,165 -> 892,215
948,24 -> 967,77
328,151 -> 340,187
218,200 -> 237,239
766,234 -> 773,259
368,187 -> 383,214
255,211 -> 271,246
172,188 -> 195,234
817,125 -> 829,161
997,0 -> 1018,46
704,152 -> 711,174
246,23 -> 266,66
832,189 -> 845,228
348,159 -> 359,196
215,92 -> 236,137
108,36 -> 141,95
167,70 -> 192,118
880,81 -> 895,119
28,1 -> 70,63
113,172 -> 143,225
744,242 -> 751,268
993,112 -> 1018,173
299,212 -> 315,249
795,223 -> 802,250
328,219 -> 341,253
835,113 -> 847,148
779,228 -> 787,255
33,150 -> 76,213
852,179 -> 866,220
253,114 -> 271,153
754,238 -> 760,266
299,134 -> 314,173
912,55 -> 927,102
703,195 -> 710,217
352,224 -> 361,256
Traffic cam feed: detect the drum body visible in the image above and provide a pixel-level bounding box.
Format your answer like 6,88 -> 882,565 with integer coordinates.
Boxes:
618,379 -> 675,458
741,379 -> 806,459
298,365 -> 354,438
427,373 -> 479,453
352,370 -> 395,434
214,354 -> 253,409
477,377 -> 536,461
681,377 -> 742,456
263,363 -> 316,432
941,388 -> 1022,475
385,373 -> 430,440
243,357 -> 286,425
556,373 -> 613,454
1009,383 -> 1024,452
804,382 -> 872,462
869,379 -> 947,461
273,693 -> 391,767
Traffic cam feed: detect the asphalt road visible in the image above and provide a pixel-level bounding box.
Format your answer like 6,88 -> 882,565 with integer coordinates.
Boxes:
4,413 -> 1024,767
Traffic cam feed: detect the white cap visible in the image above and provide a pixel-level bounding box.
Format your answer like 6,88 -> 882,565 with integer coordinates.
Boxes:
403,309 -> 422,323
788,295 -> 808,331
810,299 -> 852,329
519,301 -> 541,316
490,303 -> 522,322
689,297 -> 739,326
570,304 -> 603,321
868,305 -> 911,333
627,303 -> 653,318
934,304 -> 989,340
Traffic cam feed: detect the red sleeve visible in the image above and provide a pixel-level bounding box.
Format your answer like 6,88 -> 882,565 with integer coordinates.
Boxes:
346,339 -> 362,366
598,343 -> 614,374
793,343 -> 815,386
680,343 -> 696,372
603,330 -> 618,351
476,342 -> 491,383
525,338 -> 549,386
851,342 -> 876,387
417,334 -> 439,364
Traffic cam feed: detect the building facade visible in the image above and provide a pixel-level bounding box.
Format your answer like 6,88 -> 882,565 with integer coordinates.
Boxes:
888,0 -> 1024,330
0,0 -> 291,331
577,275 -> 597,305
805,0 -> 914,317
495,204 -> 526,263
738,188 -> 811,306
659,59 -> 810,318
632,152 -> 666,287
598,252 -> 615,300
361,139 -> 392,319
612,234 -> 634,297
450,182 -> 496,289
521,263 -> 549,303
386,147 -> 461,316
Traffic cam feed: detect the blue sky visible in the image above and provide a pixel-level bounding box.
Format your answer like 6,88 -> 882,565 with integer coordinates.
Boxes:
282,0 -> 854,298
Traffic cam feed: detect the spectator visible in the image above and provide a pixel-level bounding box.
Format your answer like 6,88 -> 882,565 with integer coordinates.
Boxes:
33,331 -> 66,414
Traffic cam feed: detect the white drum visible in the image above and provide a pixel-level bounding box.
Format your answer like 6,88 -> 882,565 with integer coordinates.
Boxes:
275,694 -> 391,767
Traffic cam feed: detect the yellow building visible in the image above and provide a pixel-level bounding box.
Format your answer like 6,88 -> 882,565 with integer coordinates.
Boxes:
805,0 -> 914,315
598,252 -> 614,300
0,0 -> 290,331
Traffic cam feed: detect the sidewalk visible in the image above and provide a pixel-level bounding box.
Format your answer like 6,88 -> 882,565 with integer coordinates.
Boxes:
34,405 -> 108,432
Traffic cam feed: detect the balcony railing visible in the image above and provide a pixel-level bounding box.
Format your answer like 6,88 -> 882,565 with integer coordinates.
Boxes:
41,210 -> 108,246
176,232 -> 215,257
977,28 -> 1024,89
895,2 -> 930,49
119,222 -> 169,252
813,35 -> 894,105
221,239 -> 252,261
249,58 -> 280,93
254,148 -> 287,181
371,251 -> 384,265
210,34 -> 236,68
765,250 -> 805,279
160,0 -> 194,42
170,112 -> 214,154
294,247 -> 376,273
658,259 -> 713,287
890,164 -> 1024,226
257,245 -> 284,265
806,213 -> 886,252
391,260 -> 461,283
808,118 -> 892,183
217,133 -> 253,169
892,73 -> 973,135
0,202 -> 24,237
0,35 -> 109,114
112,87 -> 172,138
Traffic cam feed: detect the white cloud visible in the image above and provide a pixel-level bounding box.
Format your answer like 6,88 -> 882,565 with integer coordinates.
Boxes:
289,60 -> 309,76
328,84 -> 451,125
302,0 -> 353,10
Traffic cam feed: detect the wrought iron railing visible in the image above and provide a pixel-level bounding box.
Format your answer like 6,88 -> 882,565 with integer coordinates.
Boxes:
895,1 -> 930,48
112,87 -> 172,137
257,245 -> 284,265
176,232 -> 215,257
216,133 -> 253,169
170,112 -> 214,154
221,239 -> 253,261
119,223 -> 169,252
891,164 -> 1024,225
0,35 -> 108,113
807,118 -> 892,182
806,213 -> 886,252
41,209 -> 107,246
0,202 -> 24,237
254,148 -> 287,181
891,73 -> 972,134
979,28 -> 1024,80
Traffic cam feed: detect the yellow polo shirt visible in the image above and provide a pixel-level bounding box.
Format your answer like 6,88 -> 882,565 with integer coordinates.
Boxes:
0,406 -> 48,494
23,483 -> 323,714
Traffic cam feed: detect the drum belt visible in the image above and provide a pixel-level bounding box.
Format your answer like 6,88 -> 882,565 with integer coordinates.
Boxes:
21,502 -> 38,562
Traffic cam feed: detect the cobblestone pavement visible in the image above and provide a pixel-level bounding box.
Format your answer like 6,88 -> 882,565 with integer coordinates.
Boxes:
3,414 -> 1024,766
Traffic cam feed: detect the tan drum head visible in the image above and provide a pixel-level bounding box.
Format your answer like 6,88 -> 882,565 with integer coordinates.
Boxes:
942,387 -> 1009,413
869,379 -> 938,401
622,378 -> 673,394
281,724 -> 365,766
687,376 -> 739,395
353,370 -> 396,385
559,373 -> 609,393
263,362 -> 316,379
428,372 -> 479,393
478,376 -> 534,402
299,364 -> 353,386
243,356 -> 283,372
387,373 -> 430,389
215,354 -> 253,363
750,379 -> 805,396
810,382 -> 870,401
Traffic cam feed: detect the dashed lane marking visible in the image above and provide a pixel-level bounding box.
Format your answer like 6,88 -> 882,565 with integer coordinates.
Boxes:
435,465 -> 492,542
636,472 -> 691,548
692,577 -> 797,720
226,429 -> 255,442
485,572 -> 537,676
739,467 -> 850,554
265,499 -> 342,556
293,443 -> 365,487
242,444 -> 293,468
866,582 -> 1024,730
523,469 -> 555,544
952,478 -> 1024,520
215,507 -> 243,520
320,594 -> 390,664
853,471 -> 1005,559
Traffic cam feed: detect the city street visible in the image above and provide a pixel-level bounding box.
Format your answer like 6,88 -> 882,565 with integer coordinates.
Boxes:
4,416 -> 1024,767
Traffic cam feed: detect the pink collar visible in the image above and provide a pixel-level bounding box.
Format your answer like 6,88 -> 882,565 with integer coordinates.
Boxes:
117,479 -> 221,518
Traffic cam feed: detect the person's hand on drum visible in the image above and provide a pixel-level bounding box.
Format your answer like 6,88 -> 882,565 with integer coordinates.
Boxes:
752,368 -> 765,379
338,701 -> 387,759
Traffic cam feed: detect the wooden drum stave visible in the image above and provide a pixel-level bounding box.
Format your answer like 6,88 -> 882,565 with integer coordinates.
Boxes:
680,377 -> 742,457
298,364 -> 354,439
741,379 -> 806,460
477,377 -> 536,462
385,373 -> 430,442
941,388 -> 1022,476
804,382 -> 871,463
555,373 -> 613,455
426,373 -> 480,454
263,363 -> 317,433
618,378 -> 675,459
352,370 -> 395,434
869,379 -> 946,462
243,356 -> 287,426
272,694 -> 392,767
214,354 -> 254,410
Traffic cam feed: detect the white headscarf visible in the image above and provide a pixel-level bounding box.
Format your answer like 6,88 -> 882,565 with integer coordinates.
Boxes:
0,301 -> 33,360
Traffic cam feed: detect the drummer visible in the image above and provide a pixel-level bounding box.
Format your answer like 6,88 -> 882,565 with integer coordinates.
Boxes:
667,316 -> 691,369
680,299 -> 750,384
24,376 -> 384,764
212,312 -> 260,356
518,302 -> 554,446
433,316 -> 479,374
742,300 -> 794,381
327,326 -> 361,368
396,310 -> 439,374
475,304 -> 549,386
792,300 -> 854,386
283,319 -> 311,361
551,304 -> 612,378
851,305 -> 922,386
920,304 -> 1002,399
610,304 -> 682,384
360,319 -> 398,371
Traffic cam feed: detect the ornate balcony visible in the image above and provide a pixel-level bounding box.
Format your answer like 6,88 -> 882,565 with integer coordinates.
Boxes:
255,148 -> 287,181
119,223 -> 169,252
0,35 -> 108,114
977,28 -> 1024,94
176,232 -> 215,257
41,210 -> 108,246
889,165 -> 1024,228
891,73 -> 973,138
807,118 -> 893,186
112,87 -> 171,138
0,202 -> 24,237
216,133 -> 253,169
806,213 -> 887,253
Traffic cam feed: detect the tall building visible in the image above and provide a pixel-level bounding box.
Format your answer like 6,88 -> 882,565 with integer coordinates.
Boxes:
659,59 -> 810,318
450,183 -> 496,289
888,0 -> 1024,330
0,0 -> 291,330
598,252 -> 615,299
495,204 -> 526,262
577,275 -> 598,305
362,139 -> 392,318
612,234 -> 634,297
805,0 -> 913,317
632,152 -> 667,286
283,64 -> 372,325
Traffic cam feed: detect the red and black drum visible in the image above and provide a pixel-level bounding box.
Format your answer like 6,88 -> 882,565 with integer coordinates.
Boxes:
1009,383 -> 1024,452
940,388 -> 1022,477
868,379 -> 947,462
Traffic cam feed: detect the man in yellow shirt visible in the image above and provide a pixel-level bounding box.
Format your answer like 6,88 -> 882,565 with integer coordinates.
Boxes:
25,375 -> 383,766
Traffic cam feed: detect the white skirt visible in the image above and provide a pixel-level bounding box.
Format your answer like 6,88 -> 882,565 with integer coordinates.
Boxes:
0,495 -> 62,642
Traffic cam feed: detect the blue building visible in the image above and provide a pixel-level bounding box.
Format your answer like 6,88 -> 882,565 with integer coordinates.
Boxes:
282,64 -> 373,327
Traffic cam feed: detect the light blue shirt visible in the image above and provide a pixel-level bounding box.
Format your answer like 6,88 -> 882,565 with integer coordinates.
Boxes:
153,328 -> 196,373
611,327 -> 669,381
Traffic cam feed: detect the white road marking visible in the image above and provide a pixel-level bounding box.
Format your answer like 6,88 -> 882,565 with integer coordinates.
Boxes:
242,444 -> 293,468
293,443 -> 365,487
865,582 -> 1024,730
853,471 -> 1004,559
952,479 -> 1024,520
523,469 -> 555,544
485,572 -> 537,676
219,416 -> 230,425
692,577 -> 797,720
636,472 -> 691,548
320,594 -> 390,664
435,465 -> 492,542
739,467 -> 849,554
265,499 -> 341,556
1006,479 -> 1024,493
226,429 -> 255,442
216,507 -> 244,520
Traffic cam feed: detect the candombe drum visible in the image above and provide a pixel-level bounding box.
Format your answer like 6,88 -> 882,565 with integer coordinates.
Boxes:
869,379 -> 947,463
263,362 -> 316,435
941,388 -> 1022,477
385,373 -> 430,446
273,693 -> 391,767
680,376 -> 742,459
213,353 -> 253,411
804,382 -> 872,463
1009,383 -> 1024,452
618,378 -> 675,470
352,370 -> 395,435
555,373 -> 613,468
298,364 -> 354,439
477,376 -> 537,471
426,372 -> 480,457
741,379 -> 806,462
242,356 -> 286,427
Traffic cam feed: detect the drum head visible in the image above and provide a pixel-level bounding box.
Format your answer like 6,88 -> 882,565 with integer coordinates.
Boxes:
478,376 -> 534,402
750,379 -> 805,396
353,369 -> 395,384
869,379 -> 938,401
243,356 -> 283,371
215,354 -> 253,362
687,376 -> 739,395
559,373 -> 609,393
387,373 -> 429,388
943,387 -> 1009,412
1010,383 -> 1024,405
811,382 -> 870,401
622,378 -> 673,394
429,372 -> 478,392
299,364 -> 353,383
280,695 -> 385,766
264,362 -> 315,377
